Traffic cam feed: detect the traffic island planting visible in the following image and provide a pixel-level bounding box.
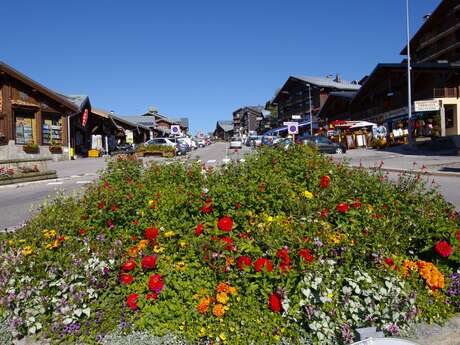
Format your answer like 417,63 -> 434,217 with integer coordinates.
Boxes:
0,146 -> 459,344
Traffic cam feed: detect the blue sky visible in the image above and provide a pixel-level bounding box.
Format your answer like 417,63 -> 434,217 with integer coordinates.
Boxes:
2,0 -> 439,133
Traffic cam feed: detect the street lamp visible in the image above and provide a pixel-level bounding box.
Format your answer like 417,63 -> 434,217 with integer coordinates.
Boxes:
307,83 -> 313,135
406,0 -> 414,146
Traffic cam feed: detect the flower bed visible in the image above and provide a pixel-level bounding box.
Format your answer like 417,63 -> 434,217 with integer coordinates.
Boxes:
137,144 -> 175,158
0,146 -> 459,344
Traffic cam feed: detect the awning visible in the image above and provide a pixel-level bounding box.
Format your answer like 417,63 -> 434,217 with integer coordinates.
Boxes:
349,121 -> 377,129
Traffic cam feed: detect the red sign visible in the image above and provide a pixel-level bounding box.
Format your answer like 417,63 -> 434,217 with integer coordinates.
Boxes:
82,109 -> 89,127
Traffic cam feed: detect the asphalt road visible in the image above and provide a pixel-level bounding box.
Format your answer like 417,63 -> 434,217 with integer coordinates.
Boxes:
1,143 -> 459,230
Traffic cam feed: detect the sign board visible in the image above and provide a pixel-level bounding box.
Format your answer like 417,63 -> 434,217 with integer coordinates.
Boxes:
287,123 -> 298,135
414,100 -> 440,112
292,115 -> 301,120
82,109 -> 89,127
126,130 -> 134,144
171,125 -> 181,135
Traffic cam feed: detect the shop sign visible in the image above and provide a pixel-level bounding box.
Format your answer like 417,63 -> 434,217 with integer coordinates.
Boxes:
414,100 -> 440,112
82,109 -> 89,127
292,115 -> 301,120
0,90 -> 2,113
126,130 -> 134,144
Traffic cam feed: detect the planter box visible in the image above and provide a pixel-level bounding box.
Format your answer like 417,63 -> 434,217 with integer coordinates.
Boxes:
137,150 -> 175,158
49,146 -> 63,154
0,170 -> 57,185
23,146 -> 40,154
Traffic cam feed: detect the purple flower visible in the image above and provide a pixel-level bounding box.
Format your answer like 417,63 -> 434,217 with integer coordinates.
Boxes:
387,323 -> 400,336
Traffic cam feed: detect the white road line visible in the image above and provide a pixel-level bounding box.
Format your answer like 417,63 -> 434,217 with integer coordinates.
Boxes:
47,182 -> 63,185
222,158 -> 230,164
70,175 -> 82,178
207,159 -> 216,163
76,181 -> 92,184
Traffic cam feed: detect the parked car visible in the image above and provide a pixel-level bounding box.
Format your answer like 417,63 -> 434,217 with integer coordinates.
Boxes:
197,138 -> 206,148
274,137 -> 293,151
262,135 -> 281,147
296,135 -> 346,154
246,135 -> 263,147
229,136 -> 243,149
144,138 -> 176,148
109,143 -> 136,156
169,137 -> 190,155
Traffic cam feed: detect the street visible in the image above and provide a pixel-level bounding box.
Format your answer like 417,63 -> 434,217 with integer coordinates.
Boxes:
1,143 -> 459,231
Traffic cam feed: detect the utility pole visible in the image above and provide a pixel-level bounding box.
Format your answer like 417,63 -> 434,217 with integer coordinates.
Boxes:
406,0 -> 414,146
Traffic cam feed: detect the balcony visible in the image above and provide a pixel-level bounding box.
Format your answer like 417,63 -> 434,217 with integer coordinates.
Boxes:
433,87 -> 458,98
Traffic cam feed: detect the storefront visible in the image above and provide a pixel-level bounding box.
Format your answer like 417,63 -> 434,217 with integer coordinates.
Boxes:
0,62 -> 78,160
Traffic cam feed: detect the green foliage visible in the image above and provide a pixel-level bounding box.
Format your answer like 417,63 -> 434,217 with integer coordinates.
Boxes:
0,145 -> 458,344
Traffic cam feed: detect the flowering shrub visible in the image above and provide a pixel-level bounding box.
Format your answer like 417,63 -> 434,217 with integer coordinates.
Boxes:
0,145 -> 459,344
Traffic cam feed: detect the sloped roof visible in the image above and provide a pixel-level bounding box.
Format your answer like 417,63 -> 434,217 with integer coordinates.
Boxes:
293,76 -> 361,90
120,115 -> 156,127
217,120 -> 234,132
327,91 -> 358,99
0,61 -> 78,112
171,117 -> 189,128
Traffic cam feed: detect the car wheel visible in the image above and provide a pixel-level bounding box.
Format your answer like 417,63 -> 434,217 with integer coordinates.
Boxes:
335,147 -> 344,154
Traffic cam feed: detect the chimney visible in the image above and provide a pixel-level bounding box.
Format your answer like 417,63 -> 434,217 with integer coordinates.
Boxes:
334,74 -> 342,83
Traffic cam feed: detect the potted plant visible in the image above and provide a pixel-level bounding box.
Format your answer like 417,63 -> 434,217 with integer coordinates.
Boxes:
49,140 -> 63,154
23,141 -> 39,154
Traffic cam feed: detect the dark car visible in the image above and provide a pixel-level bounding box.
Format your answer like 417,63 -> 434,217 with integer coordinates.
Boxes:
296,135 -> 346,154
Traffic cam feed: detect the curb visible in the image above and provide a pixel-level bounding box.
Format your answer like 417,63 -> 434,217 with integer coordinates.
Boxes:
352,165 -> 460,178
0,172 -> 98,190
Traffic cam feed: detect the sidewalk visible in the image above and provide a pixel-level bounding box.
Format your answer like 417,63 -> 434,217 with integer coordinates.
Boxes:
338,147 -> 460,177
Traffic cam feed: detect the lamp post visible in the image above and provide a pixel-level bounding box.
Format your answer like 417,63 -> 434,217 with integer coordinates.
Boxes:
307,83 -> 313,135
406,0 -> 414,146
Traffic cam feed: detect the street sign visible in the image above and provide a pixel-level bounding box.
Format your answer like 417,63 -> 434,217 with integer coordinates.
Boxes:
171,125 -> 181,135
414,100 -> 440,112
292,115 -> 301,120
287,123 -> 298,135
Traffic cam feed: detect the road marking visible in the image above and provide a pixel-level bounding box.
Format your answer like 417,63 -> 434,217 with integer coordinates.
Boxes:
222,158 -> 230,164
207,159 -> 216,164
70,175 -> 82,178
47,182 -> 63,185
76,181 -> 92,184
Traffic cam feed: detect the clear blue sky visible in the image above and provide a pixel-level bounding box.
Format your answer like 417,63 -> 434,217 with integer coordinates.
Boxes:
2,0 -> 439,134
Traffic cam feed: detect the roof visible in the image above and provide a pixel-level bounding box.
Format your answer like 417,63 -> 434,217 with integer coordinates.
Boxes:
171,117 -> 189,128
327,91 -> 358,99
120,115 -> 156,127
293,76 -> 361,90
233,106 -> 264,115
400,0 -> 453,55
0,61 -> 78,112
216,120 -> 234,132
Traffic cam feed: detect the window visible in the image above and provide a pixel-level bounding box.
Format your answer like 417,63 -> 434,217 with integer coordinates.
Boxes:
42,112 -> 62,145
15,109 -> 35,144
446,106 -> 454,129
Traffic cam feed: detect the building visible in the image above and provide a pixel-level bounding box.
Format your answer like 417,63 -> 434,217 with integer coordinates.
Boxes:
232,106 -> 264,135
0,62 -> 82,160
213,120 -> 234,140
349,62 -> 460,137
317,91 -> 358,122
271,75 -> 361,130
401,0 -> 460,63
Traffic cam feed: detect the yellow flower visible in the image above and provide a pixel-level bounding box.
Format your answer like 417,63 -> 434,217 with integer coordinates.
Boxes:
219,333 -> 227,341
198,327 -> 206,337
153,245 -> 165,254
176,262 -> 187,271
227,286 -> 237,296
148,199 -> 154,206
8,240 -> 14,246
302,190 -> 314,199
212,303 -> 225,318
179,241 -> 187,248
45,240 -> 60,250
22,246 -> 33,256
42,229 -> 56,238
19,239 -> 26,243
137,240 -> 149,250
164,231 -> 176,238
266,216 -> 274,222
367,204 -> 374,212
328,232 -> 344,245
216,292 -> 229,304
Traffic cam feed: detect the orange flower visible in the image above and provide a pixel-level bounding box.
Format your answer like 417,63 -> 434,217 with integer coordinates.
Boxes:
216,282 -> 230,293
227,286 -> 237,295
403,260 -> 418,277
138,240 -> 149,250
127,246 -> 139,257
212,303 -> 225,318
216,292 -> 229,305
197,297 -> 211,314
417,261 -> 444,290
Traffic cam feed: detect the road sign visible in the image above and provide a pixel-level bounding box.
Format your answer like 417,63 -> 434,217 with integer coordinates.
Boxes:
171,125 -> 181,135
287,123 -> 298,135
414,100 -> 440,112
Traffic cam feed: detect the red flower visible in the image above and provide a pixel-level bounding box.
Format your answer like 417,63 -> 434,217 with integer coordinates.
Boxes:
146,293 -> 158,303
269,293 -> 282,313
131,234 -> 138,241
133,219 -> 139,225
98,201 -> 105,209
320,175 -> 331,189
434,240 -> 453,258
336,203 -> 349,213
237,256 -> 252,270
145,227 -> 159,240
239,233 -> 250,239
195,223 -> 204,236
148,274 -> 164,293
320,208 -> 329,218
384,258 -> 394,266
127,293 -> 139,311
201,199 -> 213,214
221,236 -> 235,251
141,255 -> 157,270
254,258 -> 273,272
235,202 -> 241,209
298,248 -> 314,263
120,273 -> 134,285
79,228 -> 86,236
456,231 -> 460,241
122,259 -> 136,271
111,205 -> 119,212
351,201 -> 362,209
217,216 -> 233,232
276,247 -> 291,272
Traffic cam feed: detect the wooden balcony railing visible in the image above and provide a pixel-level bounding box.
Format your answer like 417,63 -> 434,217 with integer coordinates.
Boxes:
433,88 -> 458,98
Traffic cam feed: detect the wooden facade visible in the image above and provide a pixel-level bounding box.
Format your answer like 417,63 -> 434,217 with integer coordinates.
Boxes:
0,62 -> 78,159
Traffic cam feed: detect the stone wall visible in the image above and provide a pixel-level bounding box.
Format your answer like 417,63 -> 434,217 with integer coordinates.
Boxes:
0,140 -> 68,161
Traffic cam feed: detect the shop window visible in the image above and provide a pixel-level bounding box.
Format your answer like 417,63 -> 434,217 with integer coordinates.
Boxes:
445,106 -> 454,129
14,109 -> 35,144
42,112 -> 63,145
